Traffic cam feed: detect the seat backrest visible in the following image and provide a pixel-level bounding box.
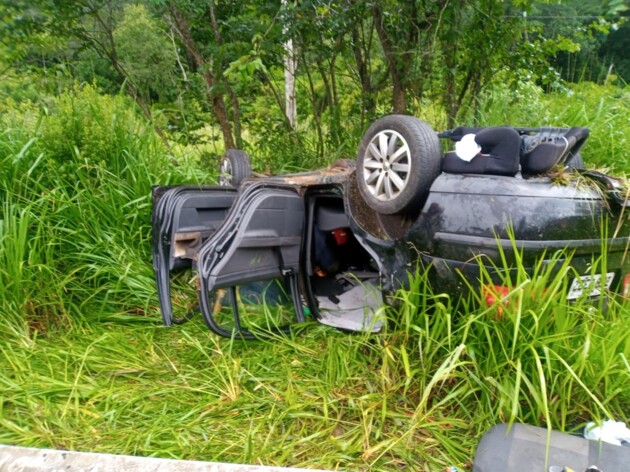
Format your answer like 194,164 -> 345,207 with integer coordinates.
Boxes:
520,127 -> 589,177
316,204 -> 350,232
560,127 -> 589,163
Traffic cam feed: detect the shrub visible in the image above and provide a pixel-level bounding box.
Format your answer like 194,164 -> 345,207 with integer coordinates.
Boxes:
39,84 -> 151,176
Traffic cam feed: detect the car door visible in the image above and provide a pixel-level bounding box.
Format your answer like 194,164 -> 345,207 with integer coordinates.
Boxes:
151,185 -> 238,326
194,182 -> 306,339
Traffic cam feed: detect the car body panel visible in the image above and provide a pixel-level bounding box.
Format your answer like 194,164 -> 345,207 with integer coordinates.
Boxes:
196,184 -> 304,290
151,186 -> 238,325
353,172 -> 630,297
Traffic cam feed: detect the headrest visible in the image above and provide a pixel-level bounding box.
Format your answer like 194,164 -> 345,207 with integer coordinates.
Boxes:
316,205 -> 350,232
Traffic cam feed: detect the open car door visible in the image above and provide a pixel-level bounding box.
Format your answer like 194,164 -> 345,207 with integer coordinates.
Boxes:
194,182 -> 306,339
151,186 -> 238,326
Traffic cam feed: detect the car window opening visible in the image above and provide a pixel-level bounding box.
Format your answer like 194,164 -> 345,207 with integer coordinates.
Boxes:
306,195 -> 384,332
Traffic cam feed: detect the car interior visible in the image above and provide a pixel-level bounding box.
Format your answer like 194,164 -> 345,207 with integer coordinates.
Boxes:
441,126 -> 590,177
304,194 -> 384,332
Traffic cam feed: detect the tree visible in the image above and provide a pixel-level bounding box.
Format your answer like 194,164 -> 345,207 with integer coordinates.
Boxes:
368,1 -> 542,123
113,4 -> 177,103
435,1 -> 532,123
160,0 -> 288,150
347,0 -> 384,125
600,21 -> 630,82
164,2 -> 236,149
370,1 -> 422,114
6,0 -> 174,143
0,0 -> 52,67
6,0 -> 628,163
531,0 -> 629,83
282,0 -> 297,129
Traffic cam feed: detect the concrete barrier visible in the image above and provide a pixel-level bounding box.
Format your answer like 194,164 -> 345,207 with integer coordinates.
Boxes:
0,445 -> 331,472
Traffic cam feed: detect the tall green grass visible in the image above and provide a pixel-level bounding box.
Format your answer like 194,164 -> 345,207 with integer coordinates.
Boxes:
471,81 -> 630,171
0,86 -> 180,329
0,82 -> 629,470
0,256 -> 627,470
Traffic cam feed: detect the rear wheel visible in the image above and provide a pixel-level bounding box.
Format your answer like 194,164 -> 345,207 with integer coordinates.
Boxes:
219,149 -> 252,187
356,115 -> 442,214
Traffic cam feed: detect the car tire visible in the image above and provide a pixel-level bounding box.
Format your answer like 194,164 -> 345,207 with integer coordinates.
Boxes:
356,115 -> 442,214
565,152 -> 584,170
219,149 -> 252,187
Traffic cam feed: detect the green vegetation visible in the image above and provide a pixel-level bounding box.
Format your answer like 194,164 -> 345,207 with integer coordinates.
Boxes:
1,0 -> 630,470
4,0 -> 629,166
0,77 -> 628,471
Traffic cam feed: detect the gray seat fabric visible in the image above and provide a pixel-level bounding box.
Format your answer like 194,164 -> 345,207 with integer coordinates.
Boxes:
520,126 -> 590,176
474,423 -> 630,472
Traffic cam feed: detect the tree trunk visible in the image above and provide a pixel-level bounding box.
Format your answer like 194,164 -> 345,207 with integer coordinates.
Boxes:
208,2 -> 242,147
372,5 -> 406,114
351,22 -> 376,125
284,37 -> 297,129
168,4 -> 235,149
328,38 -> 343,146
282,0 -> 297,129
301,49 -> 324,159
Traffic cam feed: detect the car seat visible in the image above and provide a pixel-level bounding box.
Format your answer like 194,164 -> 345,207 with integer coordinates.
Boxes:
520,127 -> 589,177
441,127 -> 521,176
441,126 -> 590,178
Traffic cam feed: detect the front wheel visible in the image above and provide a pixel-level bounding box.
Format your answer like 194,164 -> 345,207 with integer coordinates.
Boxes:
219,149 -> 252,187
356,115 -> 442,214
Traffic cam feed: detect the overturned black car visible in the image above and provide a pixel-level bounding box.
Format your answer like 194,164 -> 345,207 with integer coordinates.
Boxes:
152,116 -> 630,339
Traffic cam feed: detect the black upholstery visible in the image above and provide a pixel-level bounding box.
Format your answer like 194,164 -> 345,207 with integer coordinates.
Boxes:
520,126 -> 589,176
448,126 -> 484,140
442,126 -> 590,178
563,126 -> 589,161
316,205 -> 350,231
442,127 -> 521,176
520,140 -> 568,175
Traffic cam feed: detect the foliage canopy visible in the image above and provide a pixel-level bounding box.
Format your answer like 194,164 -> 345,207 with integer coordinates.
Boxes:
2,0 -> 627,161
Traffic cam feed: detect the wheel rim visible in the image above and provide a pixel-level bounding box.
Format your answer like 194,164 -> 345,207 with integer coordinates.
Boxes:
361,129 -> 411,201
219,157 -> 233,186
